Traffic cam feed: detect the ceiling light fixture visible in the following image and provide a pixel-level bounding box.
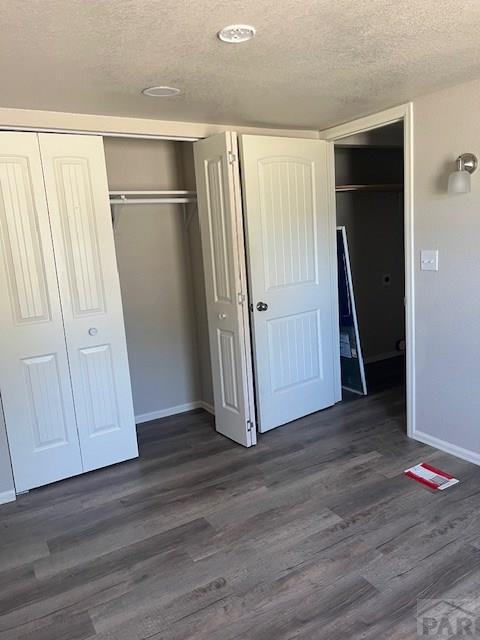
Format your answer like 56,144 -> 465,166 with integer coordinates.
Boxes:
217,24 -> 256,44
142,86 -> 181,97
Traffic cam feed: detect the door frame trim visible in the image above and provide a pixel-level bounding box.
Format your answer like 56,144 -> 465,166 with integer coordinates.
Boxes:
319,103 -> 415,439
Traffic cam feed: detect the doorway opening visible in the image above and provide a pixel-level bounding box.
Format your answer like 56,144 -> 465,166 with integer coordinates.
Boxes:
333,121 -> 407,415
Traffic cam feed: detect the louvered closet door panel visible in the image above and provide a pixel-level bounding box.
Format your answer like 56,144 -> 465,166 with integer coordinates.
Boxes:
0,132 -> 82,492
38,134 -> 138,472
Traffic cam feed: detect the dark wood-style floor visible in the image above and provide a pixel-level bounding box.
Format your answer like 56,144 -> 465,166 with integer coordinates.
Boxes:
1,386 -> 479,639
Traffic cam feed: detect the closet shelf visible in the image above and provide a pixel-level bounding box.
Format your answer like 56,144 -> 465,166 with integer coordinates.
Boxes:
336,183 -> 403,193
109,190 -> 197,205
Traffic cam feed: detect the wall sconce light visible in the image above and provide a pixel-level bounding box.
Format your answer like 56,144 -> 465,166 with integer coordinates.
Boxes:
448,153 -> 478,194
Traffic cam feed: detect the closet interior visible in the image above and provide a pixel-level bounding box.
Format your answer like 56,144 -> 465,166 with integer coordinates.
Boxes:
335,122 -> 406,395
103,138 -> 214,424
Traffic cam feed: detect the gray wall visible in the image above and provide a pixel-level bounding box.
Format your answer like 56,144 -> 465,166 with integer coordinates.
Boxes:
335,147 -> 405,361
104,137 -> 212,419
413,78 -> 480,456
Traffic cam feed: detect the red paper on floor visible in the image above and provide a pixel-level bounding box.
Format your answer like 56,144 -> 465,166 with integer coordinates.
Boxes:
404,462 -> 459,490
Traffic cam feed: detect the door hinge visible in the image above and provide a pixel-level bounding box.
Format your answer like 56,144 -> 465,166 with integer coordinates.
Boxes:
228,151 -> 237,165
237,291 -> 246,305
247,419 -> 254,432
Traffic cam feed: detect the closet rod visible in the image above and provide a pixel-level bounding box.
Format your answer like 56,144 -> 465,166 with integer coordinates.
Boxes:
109,190 -> 196,197
110,197 -> 196,205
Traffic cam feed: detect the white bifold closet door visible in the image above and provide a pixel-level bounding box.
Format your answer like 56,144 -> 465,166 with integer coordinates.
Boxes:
240,136 -> 337,433
195,133 -> 338,444
194,132 -> 256,447
39,134 -> 138,472
0,132 -> 83,492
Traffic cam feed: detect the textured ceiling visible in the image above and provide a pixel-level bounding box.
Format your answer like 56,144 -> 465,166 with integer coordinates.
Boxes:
2,0 -> 480,129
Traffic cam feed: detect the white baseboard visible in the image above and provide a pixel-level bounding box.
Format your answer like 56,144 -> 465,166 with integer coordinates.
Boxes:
198,401 -> 215,415
136,401 -> 202,424
365,351 -> 404,364
135,400 -> 215,424
0,489 -> 16,505
342,386 -> 365,396
414,430 -> 480,467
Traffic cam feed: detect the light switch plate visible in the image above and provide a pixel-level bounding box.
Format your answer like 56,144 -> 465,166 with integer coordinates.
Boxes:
420,249 -> 439,271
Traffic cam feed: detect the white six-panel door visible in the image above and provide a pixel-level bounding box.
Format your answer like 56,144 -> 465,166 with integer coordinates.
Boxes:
0,132 -> 83,491
194,132 -> 256,447
39,134 -> 138,471
240,136 -> 338,432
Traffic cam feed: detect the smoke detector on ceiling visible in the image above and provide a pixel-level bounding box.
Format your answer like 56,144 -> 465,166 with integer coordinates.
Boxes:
217,24 -> 256,44
142,86 -> 181,97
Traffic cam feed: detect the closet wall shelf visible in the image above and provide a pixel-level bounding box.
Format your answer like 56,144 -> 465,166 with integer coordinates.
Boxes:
336,183 -> 403,193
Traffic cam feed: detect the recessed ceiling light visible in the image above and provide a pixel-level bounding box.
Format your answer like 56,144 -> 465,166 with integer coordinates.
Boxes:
217,24 -> 256,44
142,86 -> 181,97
